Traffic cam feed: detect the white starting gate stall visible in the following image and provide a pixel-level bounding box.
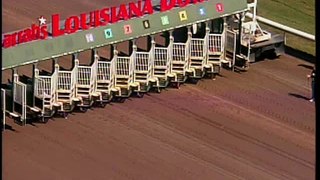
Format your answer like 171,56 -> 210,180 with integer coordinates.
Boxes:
224,29 -> 238,70
187,35 -> 207,79
170,32 -> 191,87
1,88 -> 6,130
5,74 -> 29,125
34,64 -> 59,122
96,50 -> 117,105
153,35 -> 174,88
113,48 -> 136,99
76,52 -> 99,110
205,31 -> 225,76
133,40 -> 159,95
56,59 -> 79,116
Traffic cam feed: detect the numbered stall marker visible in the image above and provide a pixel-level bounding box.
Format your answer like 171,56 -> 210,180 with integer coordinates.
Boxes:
124,25 -> 133,34
86,33 -> 95,43
143,20 -> 150,29
104,28 -> 113,39
216,3 -> 224,13
179,11 -> 188,21
199,7 -> 206,16
161,16 -> 170,25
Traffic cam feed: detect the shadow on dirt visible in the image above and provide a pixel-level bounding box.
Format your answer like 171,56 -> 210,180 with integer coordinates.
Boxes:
298,64 -> 314,70
284,46 -> 315,64
4,124 -> 16,132
288,93 -> 310,101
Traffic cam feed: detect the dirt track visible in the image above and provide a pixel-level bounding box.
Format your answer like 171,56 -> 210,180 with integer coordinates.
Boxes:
2,0 -> 315,180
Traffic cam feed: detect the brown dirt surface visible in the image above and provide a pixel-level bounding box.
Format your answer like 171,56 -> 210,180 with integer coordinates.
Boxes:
2,0 -> 315,180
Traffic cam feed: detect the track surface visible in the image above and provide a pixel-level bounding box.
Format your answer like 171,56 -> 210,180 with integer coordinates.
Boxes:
2,0 -> 315,179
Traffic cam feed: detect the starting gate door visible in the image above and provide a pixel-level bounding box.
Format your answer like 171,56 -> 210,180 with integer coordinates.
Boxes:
188,37 -> 206,78
1,89 -> 5,130
76,55 -> 98,105
114,50 -> 135,97
154,44 -> 171,84
225,29 -> 237,68
13,74 -> 27,125
57,60 -> 78,111
171,39 -> 190,82
207,32 -> 225,65
134,50 -> 153,88
34,64 -> 59,117
96,52 -> 117,101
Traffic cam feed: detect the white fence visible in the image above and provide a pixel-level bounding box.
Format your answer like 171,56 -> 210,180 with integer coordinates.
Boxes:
246,13 -> 315,41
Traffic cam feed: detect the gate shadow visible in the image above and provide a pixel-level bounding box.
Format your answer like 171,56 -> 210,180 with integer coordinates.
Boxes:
288,93 -> 310,101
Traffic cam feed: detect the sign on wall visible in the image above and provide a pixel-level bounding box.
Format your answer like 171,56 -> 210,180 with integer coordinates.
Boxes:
104,28 -> 113,39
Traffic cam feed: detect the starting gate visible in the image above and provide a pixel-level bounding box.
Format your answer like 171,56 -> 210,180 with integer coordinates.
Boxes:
96,50 -> 117,104
34,64 -> 59,120
56,59 -> 79,115
1,89 -> 5,130
153,39 -> 172,88
76,54 -> 99,109
114,48 -> 136,98
133,41 -> 158,93
205,31 -> 225,74
171,32 -> 191,85
188,36 -> 207,78
225,29 -> 237,69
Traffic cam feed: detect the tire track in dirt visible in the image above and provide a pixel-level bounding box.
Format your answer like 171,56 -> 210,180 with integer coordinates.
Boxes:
148,91 -> 314,166
112,102 -> 301,180
197,68 -> 315,134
